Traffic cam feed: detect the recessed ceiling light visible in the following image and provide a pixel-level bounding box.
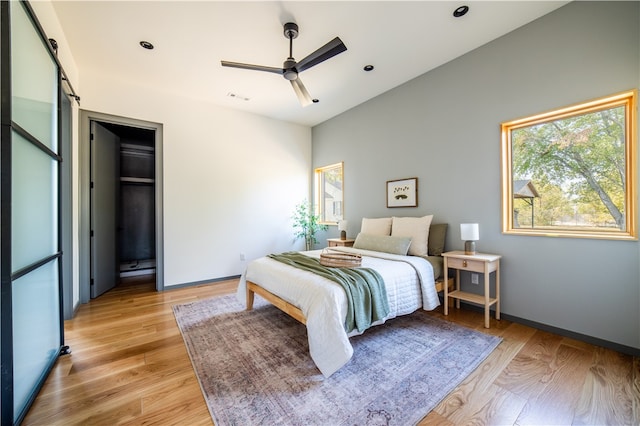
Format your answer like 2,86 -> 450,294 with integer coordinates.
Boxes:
363,65 -> 374,72
139,41 -> 154,50
312,99 -> 319,104
453,5 -> 469,18
227,92 -> 250,101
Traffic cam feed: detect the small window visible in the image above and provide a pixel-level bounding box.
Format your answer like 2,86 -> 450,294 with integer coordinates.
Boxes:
315,162 -> 344,224
501,90 -> 637,240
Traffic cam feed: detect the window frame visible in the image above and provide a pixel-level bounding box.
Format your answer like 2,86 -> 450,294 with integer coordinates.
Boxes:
500,90 -> 637,240
315,162 -> 344,225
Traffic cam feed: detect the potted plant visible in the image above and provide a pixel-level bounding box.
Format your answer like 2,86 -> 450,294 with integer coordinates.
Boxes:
292,200 -> 328,251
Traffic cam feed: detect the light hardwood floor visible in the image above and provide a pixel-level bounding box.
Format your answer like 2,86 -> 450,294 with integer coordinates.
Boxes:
24,276 -> 639,425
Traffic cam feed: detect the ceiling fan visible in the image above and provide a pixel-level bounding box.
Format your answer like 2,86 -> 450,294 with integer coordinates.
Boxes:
221,22 -> 347,107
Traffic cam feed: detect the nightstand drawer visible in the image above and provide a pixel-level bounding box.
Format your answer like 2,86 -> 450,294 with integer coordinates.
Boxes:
327,238 -> 355,247
447,257 -> 484,273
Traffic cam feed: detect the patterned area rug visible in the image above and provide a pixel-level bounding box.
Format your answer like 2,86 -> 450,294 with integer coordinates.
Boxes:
173,294 -> 501,426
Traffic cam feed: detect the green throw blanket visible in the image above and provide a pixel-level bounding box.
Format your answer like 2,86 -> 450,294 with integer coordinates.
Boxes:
267,252 -> 389,333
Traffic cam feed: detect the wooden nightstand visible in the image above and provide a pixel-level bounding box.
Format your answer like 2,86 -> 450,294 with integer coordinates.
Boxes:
442,250 -> 501,328
327,238 -> 355,247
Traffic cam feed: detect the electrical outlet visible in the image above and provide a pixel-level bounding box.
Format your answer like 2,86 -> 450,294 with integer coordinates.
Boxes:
471,273 -> 479,285
240,253 -> 245,261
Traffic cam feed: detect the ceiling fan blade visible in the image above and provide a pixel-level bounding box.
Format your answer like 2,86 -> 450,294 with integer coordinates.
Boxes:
221,61 -> 284,75
290,79 -> 312,107
296,37 -> 347,73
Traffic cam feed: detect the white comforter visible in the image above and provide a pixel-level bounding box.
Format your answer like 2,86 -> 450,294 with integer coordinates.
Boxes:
236,247 -> 440,377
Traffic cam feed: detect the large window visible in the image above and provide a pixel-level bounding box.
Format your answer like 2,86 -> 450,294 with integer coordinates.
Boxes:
315,162 -> 344,224
501,90 -> 637,240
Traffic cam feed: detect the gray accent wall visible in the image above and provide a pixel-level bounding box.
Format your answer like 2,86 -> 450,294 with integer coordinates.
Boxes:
312,2 -> 640,351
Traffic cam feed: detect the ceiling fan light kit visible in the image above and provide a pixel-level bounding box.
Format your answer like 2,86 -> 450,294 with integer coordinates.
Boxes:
221,22 -> 347,107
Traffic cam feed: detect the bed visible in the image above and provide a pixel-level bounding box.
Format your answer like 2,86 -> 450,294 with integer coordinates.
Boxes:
235,217 -> 452,377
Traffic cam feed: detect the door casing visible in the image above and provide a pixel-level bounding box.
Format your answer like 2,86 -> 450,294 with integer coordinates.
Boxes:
79,110 -> 164,303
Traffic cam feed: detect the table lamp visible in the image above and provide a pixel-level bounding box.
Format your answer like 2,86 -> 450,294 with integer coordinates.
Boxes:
338,220 -> 348,240
460,223 -> 479,255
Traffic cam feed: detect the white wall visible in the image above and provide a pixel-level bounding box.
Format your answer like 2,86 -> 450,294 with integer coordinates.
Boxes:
313,1 -> 640,352
80,74 -> 312,286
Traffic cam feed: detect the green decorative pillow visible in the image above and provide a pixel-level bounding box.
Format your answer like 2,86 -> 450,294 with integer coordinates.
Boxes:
428,223 -> 448,256
353,233 -> 412,255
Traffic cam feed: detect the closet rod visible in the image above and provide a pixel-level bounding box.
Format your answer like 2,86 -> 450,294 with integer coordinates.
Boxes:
121,143 -> 154,152
121,150 -> 154,158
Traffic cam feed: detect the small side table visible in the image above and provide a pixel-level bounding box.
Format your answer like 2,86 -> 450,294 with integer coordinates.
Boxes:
327,238 -> 355,247
442,250 -> 501,328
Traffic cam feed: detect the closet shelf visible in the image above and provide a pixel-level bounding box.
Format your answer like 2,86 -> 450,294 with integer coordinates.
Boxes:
120,177 -> 154,184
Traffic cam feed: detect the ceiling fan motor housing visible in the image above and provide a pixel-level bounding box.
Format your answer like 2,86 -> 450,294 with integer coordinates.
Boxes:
283,58 -> 298,80
283,22 -> 299,39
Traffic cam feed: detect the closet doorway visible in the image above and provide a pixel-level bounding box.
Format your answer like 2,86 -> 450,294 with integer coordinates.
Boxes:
80,111 -> 164,301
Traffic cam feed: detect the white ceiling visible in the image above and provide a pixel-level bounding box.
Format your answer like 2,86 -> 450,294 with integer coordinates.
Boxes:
51,1 -> 568,127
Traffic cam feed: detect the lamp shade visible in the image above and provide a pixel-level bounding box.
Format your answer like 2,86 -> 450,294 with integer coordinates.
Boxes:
460,223 -> 479,241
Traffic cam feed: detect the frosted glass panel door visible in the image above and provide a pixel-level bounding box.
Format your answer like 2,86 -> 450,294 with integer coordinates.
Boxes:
12,132 -> 58,271
10,0 -> 57,151
11,259 -> 60,417
1,2 -> 63,424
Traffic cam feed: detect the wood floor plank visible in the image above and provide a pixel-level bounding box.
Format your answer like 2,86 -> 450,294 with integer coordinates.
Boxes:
512,343 -> 593,425
73,398 -> 143,426
494,329 -> 567,398
22,277 -> 639,426
634,356 -> 640,424
518,329 -> 565,361
573,347 -> 636,425
119,396 -> 213,426
35,353 -> 147,398
62,333 -> 186,376
140,375 -> 204,414
434,322 -> 536,419
417,409 -> 456,425
27,359 -> 195,420
446,383 -> 527,426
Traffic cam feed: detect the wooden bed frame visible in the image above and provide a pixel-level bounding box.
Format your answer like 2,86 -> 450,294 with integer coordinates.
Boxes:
245,277 -> 454,326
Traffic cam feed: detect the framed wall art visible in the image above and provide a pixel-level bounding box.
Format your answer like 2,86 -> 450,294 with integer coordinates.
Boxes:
386,177 -> 418,208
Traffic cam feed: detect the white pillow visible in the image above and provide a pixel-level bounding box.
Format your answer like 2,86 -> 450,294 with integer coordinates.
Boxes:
391,215 -> 433,256
361,217 -> 392,236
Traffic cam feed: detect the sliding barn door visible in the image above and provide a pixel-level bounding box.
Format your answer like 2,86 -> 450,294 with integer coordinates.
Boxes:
1,1 -> 65,424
